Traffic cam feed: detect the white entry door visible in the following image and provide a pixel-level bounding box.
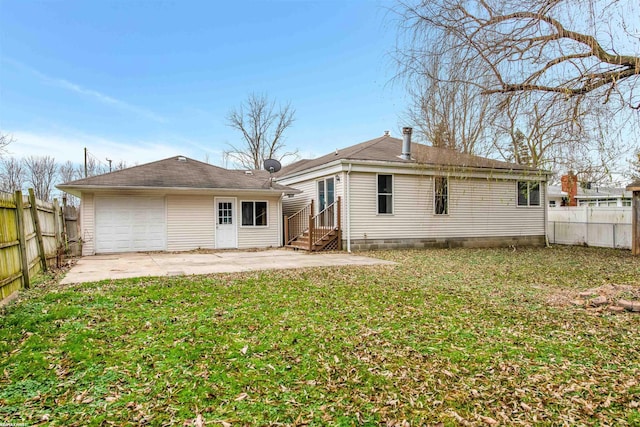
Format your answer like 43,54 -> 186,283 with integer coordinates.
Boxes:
215,198 -> 237,248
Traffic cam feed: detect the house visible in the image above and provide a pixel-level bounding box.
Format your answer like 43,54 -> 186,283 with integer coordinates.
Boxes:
57,156 -> 299,255
548,175 -> 632,207
275,128 -> 551,251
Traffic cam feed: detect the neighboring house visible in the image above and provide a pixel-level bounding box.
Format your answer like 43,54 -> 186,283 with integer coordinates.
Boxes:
57,156 -> 298,255
547,184 -> 633,207
276,128 -> 551,251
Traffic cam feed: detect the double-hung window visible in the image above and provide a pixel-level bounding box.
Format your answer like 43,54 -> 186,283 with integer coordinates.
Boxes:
377,174 -> 393,214
434,176 -> 448,215
241,201 -> 268,226
517,181 -> 540,206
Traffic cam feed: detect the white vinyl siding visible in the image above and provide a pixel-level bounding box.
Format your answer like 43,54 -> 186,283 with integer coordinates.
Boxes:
282,178 -> 316,216
349,172 -> 545,240
237,195 -> 282,248
80,192 -> 95,256
167,195 -> 215,251
282,175 -> 344,216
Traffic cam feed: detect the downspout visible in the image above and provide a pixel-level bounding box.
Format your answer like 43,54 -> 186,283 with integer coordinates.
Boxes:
279,192 -> 284,247
346,163 -> 352,253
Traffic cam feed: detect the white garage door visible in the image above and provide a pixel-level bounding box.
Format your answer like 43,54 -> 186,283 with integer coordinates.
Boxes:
95,196 -> 166,253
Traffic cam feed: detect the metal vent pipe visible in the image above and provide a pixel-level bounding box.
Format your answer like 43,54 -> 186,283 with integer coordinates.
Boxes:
401,127 -> 412,160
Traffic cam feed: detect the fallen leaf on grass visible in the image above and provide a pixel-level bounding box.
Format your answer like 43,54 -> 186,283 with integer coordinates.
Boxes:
235,392 -> 248,401
449,410 -> 472,426
240,345 -> 248,355
479,415 -> 499,425
442,369 -> 455,378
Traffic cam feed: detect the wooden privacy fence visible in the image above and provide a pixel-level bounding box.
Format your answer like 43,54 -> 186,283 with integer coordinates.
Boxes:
0,189 -> 79,301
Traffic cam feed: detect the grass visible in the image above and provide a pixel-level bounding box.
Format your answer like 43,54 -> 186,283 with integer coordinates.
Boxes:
1,246 -> 639,426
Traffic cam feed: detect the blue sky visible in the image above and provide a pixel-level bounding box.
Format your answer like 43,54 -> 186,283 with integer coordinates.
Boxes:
0,0 -> 406,168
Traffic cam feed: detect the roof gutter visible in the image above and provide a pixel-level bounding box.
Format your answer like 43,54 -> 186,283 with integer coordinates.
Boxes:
336,160 -> 553,180
56,184 -> 301,198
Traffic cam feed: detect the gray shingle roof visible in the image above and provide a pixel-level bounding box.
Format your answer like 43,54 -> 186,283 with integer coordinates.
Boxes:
277,134 -> 540,177
57,156 -> 298,193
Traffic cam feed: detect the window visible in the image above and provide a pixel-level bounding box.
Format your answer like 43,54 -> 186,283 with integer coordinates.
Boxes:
434,176 -> 448,215
517,181 -> 540,206
241,201 -> 267,226
318,177 -> 335,211
218,202 -> 233,224
377,174 -> 393,214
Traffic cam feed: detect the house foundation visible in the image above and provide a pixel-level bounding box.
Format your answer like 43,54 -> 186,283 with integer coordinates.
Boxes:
346,235 -> 546,251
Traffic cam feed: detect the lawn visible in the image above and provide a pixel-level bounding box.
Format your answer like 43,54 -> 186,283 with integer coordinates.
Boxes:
1,246 -> 639,426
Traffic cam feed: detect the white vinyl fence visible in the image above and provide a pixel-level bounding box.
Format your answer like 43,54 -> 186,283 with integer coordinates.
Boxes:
547,206 -> 632,249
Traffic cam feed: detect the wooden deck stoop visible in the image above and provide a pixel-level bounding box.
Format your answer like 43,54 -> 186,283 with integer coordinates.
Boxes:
285,197 -> 341,252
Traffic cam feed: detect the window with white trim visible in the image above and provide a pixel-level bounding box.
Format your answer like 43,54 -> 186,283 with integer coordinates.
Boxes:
318,177 -> 335,211
517,181 -> 540,206
434,176 -> 448,215
241,201 -> 268,226
377,174 -> 393,214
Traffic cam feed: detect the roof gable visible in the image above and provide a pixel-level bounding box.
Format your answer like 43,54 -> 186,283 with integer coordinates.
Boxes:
58,156 -> 296,192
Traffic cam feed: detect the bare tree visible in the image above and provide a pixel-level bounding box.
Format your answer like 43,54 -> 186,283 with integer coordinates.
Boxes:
395,0 -> 640,109
405,41 -> 493,154
24,156 -> 58,202
0,132 -> 15,157
491,96 -> 584,168
58,160 -> 79,183
58,160 -> 81,205
0,157 -> 25,193
0,133 -> 14,158
629,147 -> 640,181
225,93 -> 297,169
76,156 -> 107,178
113,160 -> 128,171
395,0 -> 638,181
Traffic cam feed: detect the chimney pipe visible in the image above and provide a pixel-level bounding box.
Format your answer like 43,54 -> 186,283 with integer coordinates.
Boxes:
401,127 -> 412,160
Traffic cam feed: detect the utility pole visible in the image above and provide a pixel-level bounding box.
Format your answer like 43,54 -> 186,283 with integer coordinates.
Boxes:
84,147 -> 88,178
106,158 -> 112,172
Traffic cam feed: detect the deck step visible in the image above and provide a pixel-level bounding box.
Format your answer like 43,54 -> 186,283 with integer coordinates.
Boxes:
286,229 -> 339,252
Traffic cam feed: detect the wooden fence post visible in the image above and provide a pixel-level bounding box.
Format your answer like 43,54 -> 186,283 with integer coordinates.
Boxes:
53,199 -> 61,246
53,199 -> 63,266
61,196 -> 69,254
14,191 -> 30,289
28,189 -> 47,273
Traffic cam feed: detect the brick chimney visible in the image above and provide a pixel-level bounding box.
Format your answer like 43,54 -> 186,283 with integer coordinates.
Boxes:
561,172 -> 578,206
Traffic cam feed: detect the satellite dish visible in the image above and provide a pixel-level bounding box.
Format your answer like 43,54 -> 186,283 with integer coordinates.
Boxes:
263,158 -> 282,173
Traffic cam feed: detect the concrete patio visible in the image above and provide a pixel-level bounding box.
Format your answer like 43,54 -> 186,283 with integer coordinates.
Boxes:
60,249 -> 395,284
